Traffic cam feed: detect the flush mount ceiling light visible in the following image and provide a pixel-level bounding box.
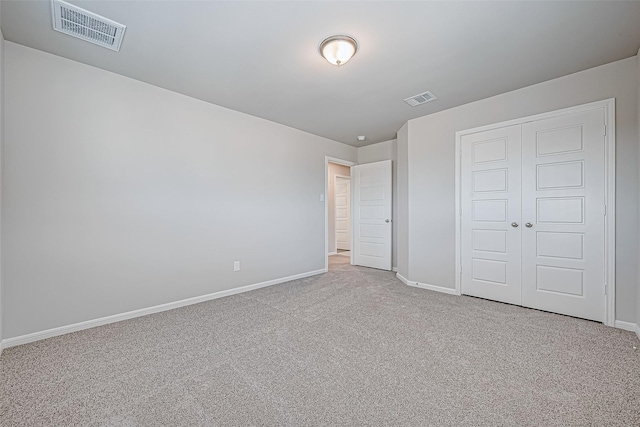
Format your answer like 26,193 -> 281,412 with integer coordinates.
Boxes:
319,35 -> 358,66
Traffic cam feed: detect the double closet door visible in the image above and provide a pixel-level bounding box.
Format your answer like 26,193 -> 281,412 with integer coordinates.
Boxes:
461,108 -> 606,322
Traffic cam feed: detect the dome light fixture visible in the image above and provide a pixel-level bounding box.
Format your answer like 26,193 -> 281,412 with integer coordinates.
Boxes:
319,35 -> 358,66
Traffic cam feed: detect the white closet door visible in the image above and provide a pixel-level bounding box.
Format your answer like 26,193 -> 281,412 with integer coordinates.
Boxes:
335,176 -> 351,250
461,125 -> 522,305
521,109 -> 606,322
353,160 -> 392,271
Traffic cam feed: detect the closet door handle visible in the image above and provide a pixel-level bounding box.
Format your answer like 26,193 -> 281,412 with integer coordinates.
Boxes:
511,222 -> 519,228
525,223 -> 533,228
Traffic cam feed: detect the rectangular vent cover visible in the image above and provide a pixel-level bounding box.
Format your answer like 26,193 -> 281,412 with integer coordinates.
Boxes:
51,0 -> 126,51
404,91 -> 437,107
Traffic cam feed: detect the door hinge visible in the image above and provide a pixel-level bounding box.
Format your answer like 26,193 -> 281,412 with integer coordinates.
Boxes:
603,204 -> 607,216
602,125 -> 607,136
604,284 -> 608,295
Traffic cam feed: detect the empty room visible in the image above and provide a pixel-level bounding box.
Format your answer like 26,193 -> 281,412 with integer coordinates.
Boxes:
1,1 -> 640,425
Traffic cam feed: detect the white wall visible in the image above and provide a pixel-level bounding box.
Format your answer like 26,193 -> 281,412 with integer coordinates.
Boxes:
327,162 -> 350,254
357,139 -> 397,268
3,42 -> 357,339
401,56 -> 639,323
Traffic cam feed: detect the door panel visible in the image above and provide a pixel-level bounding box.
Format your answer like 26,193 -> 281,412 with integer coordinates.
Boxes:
335,176 -> 351,250
521,108 -> 605,322
353,160 -> 392,270
461,125 -> 522,305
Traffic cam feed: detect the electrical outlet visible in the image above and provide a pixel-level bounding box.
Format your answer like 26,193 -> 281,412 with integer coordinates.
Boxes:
233,261 -> 240,272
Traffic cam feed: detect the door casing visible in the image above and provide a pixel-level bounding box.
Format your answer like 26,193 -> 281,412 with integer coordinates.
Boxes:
454,98 -> 616,326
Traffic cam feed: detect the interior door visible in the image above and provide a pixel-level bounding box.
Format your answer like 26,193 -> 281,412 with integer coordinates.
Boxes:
461,125 -> 522,305
521,108 -> 606,322
335,176 -> 351,250
352,160 -> 392,270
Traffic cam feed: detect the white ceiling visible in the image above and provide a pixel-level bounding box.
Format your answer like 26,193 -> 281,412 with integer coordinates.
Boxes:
3,1 -> 640,147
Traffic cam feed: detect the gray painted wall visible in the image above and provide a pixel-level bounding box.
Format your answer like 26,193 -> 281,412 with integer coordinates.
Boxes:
0,6 -> 4,347
357,139 -> 398,269
327,162 -> 350,254
637,49 -> 640,328
3,42 -> 356,339
401,56 -> 638,323
396,124 -> 409,277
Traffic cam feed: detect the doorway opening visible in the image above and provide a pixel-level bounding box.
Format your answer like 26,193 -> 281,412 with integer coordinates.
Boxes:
328,163 -> 352,256
325,157 -> 393,273
325,157 -> 356,271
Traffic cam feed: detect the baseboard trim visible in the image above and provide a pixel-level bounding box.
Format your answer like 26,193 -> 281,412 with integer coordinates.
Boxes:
1,268 -> 327,350
328,252 -> 337,256
614,320 -> 636,331
396,272 -> 409,285
392,267 -> 398,272
396,273 -> 460,296
614,320 -> 640,340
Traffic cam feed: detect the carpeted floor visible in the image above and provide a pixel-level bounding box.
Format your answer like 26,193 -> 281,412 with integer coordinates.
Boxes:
2,255 -> 639,426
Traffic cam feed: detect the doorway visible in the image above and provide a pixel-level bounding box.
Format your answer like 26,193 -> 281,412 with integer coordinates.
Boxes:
325,157 -> 356,271
325,157 -> 394,272
328,161 -> 352,258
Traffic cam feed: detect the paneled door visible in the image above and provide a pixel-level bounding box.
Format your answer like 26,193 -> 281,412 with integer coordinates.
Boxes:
521,109 -> 606,322
353,160 -> 392,271
460,106 -> 607,322
335,175 -> 351,251
461,125 -> 522,305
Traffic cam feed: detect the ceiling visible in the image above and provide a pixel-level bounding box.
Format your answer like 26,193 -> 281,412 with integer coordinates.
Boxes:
3,1 -> 640,147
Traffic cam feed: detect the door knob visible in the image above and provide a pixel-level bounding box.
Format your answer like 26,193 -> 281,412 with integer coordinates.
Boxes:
511,222 -> 519,228
525,223 -> 533,228
385,219 -> 391,223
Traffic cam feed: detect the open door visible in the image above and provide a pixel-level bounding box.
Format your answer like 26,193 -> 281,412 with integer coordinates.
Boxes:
352,160 -> 392,270
335,175 -> 351,251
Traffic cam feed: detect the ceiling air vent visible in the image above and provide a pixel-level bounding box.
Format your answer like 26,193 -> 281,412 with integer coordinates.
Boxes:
404,91 -> 437,107
51,0 -> 126,51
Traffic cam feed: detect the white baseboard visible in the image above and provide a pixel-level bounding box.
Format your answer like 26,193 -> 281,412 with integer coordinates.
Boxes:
396,273 -> 460,296
614,320 -> 640,340
1,268 -> 327,350
392,267 -> 398,272
395,272 -> 409,285
614,320 -> 636,331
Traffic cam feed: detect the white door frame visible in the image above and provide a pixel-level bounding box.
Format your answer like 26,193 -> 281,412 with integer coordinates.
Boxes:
325,156 -> 357,272
454,98 -> 616,327
334,174 -> 351,253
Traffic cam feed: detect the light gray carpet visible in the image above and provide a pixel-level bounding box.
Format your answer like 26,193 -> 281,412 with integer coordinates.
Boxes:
2,255 -> 639,426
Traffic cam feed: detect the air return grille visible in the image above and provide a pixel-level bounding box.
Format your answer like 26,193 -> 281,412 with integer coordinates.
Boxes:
404,91 -> 437,107
51,0 -> 126,51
